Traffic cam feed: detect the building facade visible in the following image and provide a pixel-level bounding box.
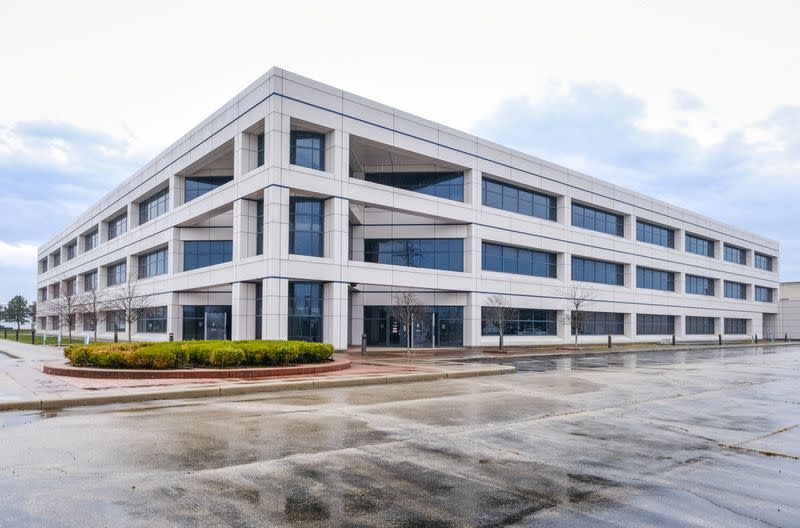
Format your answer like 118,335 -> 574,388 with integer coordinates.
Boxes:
36,68 -> 781,349
779,282 -> 800,339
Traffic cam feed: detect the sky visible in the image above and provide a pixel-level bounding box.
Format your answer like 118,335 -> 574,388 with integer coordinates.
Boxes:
1,0 -> 799,305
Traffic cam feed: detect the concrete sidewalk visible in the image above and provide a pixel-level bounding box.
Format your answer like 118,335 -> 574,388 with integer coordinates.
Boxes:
0,339 -> 65,361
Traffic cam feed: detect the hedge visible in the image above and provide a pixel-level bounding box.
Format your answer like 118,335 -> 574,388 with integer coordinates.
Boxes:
63,340 -> 335,369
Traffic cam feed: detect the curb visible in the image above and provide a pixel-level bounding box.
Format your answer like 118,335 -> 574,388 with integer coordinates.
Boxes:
0,365 -> 515,412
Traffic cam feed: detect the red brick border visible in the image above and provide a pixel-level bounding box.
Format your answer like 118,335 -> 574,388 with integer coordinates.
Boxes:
43,357 -> 351,379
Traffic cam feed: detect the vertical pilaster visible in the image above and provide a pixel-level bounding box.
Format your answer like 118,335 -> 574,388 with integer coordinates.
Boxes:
263,277 -> 288,340
231,282 -> 257,340
169,228 -> 181,274
170,175 -> 183,210
233,199 -> 259,261
323,281 -> 349,350
325,197 -> 350,265
349,291 -> 364,347
465,224 -> 481,274
463,291 -> 482,347
166,292 -> 181,341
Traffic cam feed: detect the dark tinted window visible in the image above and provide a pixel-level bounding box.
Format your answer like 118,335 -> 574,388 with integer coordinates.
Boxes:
754,253 -> 773,271
724,318 -> 748,335
288,282 -> 323,342
108,213 -> 127,240
481,308 -> 557,336
138,248 -> 168,279
572,203 -> 623,236
184,176 -> 233,203
66,243 -> 76,260
724,244 -> 746,265
724,280 -> 747,300
636,220 -> 674,248
686,275 -> 714,296
481,178 -> 557,221
83,271 -> 97,291
289,197 -> 324,257
572,312 -> 625,335
637,314 -> 675,335
636,266 -> 675,291
183,241 -> 233,271
107,261 -> 127,286
366,171 -> 464,202
685,234 -> 714,257
85,230 -> 99,250
290,131 -> 325,171
137,306 -> 167,333
686,316 -> 715,335
256,199 -> 264,256
755,286 -> 773,302
255,282 -> 263,340
257,133 -> 265,167
364,239 -> 463,272
139,188 -> 169,224
482,242 -> 557,278
106,310 -> 125,332
571,256 -> 624,286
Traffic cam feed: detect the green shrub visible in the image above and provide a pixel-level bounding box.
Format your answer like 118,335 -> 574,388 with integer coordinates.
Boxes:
63,340 -> 334,369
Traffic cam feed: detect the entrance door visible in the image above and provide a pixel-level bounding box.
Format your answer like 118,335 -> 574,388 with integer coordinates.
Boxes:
204,311 -> 227,340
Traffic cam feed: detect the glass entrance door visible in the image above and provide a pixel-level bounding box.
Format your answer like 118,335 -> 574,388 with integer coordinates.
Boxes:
204,311 -> 227,340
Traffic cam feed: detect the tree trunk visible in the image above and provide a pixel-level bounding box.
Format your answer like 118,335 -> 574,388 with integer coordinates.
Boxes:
499,332 -> 504,351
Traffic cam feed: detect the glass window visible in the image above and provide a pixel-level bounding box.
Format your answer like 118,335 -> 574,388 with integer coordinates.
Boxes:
257,133 -> 265,167
105,310 -> 125,332
51,251 -> 61,267
51,283 -> 60,299
724,318 -> 748,335
572,203 -> 624,237
685,234 -> 714,257
685,275 -> 714,296
83,314 -> 96,332
481,178 -> 557,221
183,241 -> 233,271
288,282 -> 323,342
83,271 -> 98,291
85,229 -> 99,251
108,213 -> 127,240
636,220 -> 674,248
40,258 -> 48,273
366,171 -> 465,202
636,314 -> 675,335
184,176 -> 233,203
364,239 -> 464,272
571,256 -> 624,286
572,312 -> 625,335
724,244 -> 746,265
636,266 -> 675,291
481,242 -> 557,278
724,281 -> 747,300
755,286 -> 773,303
139,188 -> 169,224
481,308 -> 557,336
137,306 -> 167,333
66,243 -> 77,260
138,248 -> 168,279
182,306 -> 231,341
107,261 -> 127,286
686,316 -> 715,335
255,281 -> 263,340
754,253 -> 773,271
290,131 -> 325,171
256,199 -> 264,256
289,197 -> 325,257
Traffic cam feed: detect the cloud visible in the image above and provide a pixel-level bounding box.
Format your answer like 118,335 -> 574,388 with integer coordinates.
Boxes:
672,89 -> 706,111
475,84 -> 800,280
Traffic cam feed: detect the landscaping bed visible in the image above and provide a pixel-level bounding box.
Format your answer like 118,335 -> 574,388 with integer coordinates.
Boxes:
64,340 -> 334,369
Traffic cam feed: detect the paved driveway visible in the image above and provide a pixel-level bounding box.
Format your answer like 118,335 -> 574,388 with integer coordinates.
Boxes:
1,346 -> 798,527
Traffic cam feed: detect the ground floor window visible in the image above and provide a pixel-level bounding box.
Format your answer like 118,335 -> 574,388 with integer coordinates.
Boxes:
636,314 -> 675,335
182,305 -> 231,340
481,308 -> 557,336
105,310 -> 125,332
724,318 -> 748,335
288,282 -> 323,342
572,311 -> 624,335
83,314 -> 96,332
686,316 -> 715,335
364,305 -> 463,347
255,282 -> 263,340
138,306 -> 167,333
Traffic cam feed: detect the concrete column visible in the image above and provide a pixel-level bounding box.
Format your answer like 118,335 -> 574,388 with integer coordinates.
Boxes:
557,195 -> 571,226
263,277 -> 288,340
325,197 -> 349,265
128,202 -> 139,230
464,168 -> 482,207
674,315 -> 685,339
323,282 -> 348,350
349,290 -> 364,347
231,282 -> 257,340
464,224 -> 481,274
166,292 -> 181,341
674,228 -> 684,251
235,131 -> 260,178
169,227 -> 181,274
463,291 -> 482,347
264,185 -> 290,261
625,313 -> 634,338
624,215 -> 635,240
332,130 -> 349,182
233,199 -> 259,261
170,175 -> 183,209
559,253 -> 572,282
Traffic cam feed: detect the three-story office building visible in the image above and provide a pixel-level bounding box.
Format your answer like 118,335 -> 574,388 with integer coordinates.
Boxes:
36,68 -> 781,349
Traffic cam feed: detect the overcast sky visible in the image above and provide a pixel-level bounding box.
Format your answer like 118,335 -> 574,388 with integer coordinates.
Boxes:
1,0 -> 799,305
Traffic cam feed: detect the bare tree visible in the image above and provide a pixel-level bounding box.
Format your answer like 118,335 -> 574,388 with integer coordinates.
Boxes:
390,291 -> 428,352
561,283 -> 596,347
52,278 -> 80,342
484,294 -> 519,351
104,273 -> 152,341
78,287 -> 106,342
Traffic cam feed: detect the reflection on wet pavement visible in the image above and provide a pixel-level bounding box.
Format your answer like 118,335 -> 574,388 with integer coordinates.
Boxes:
1,345 -> 798,527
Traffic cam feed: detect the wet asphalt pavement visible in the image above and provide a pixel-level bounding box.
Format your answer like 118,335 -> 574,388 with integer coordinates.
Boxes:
1,345 -> 799,527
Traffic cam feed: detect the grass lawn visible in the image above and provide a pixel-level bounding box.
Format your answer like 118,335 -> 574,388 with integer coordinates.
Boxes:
0,330 -> 87,346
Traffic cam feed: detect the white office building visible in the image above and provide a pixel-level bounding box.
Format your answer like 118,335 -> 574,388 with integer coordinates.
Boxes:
35,68 -> 781,350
